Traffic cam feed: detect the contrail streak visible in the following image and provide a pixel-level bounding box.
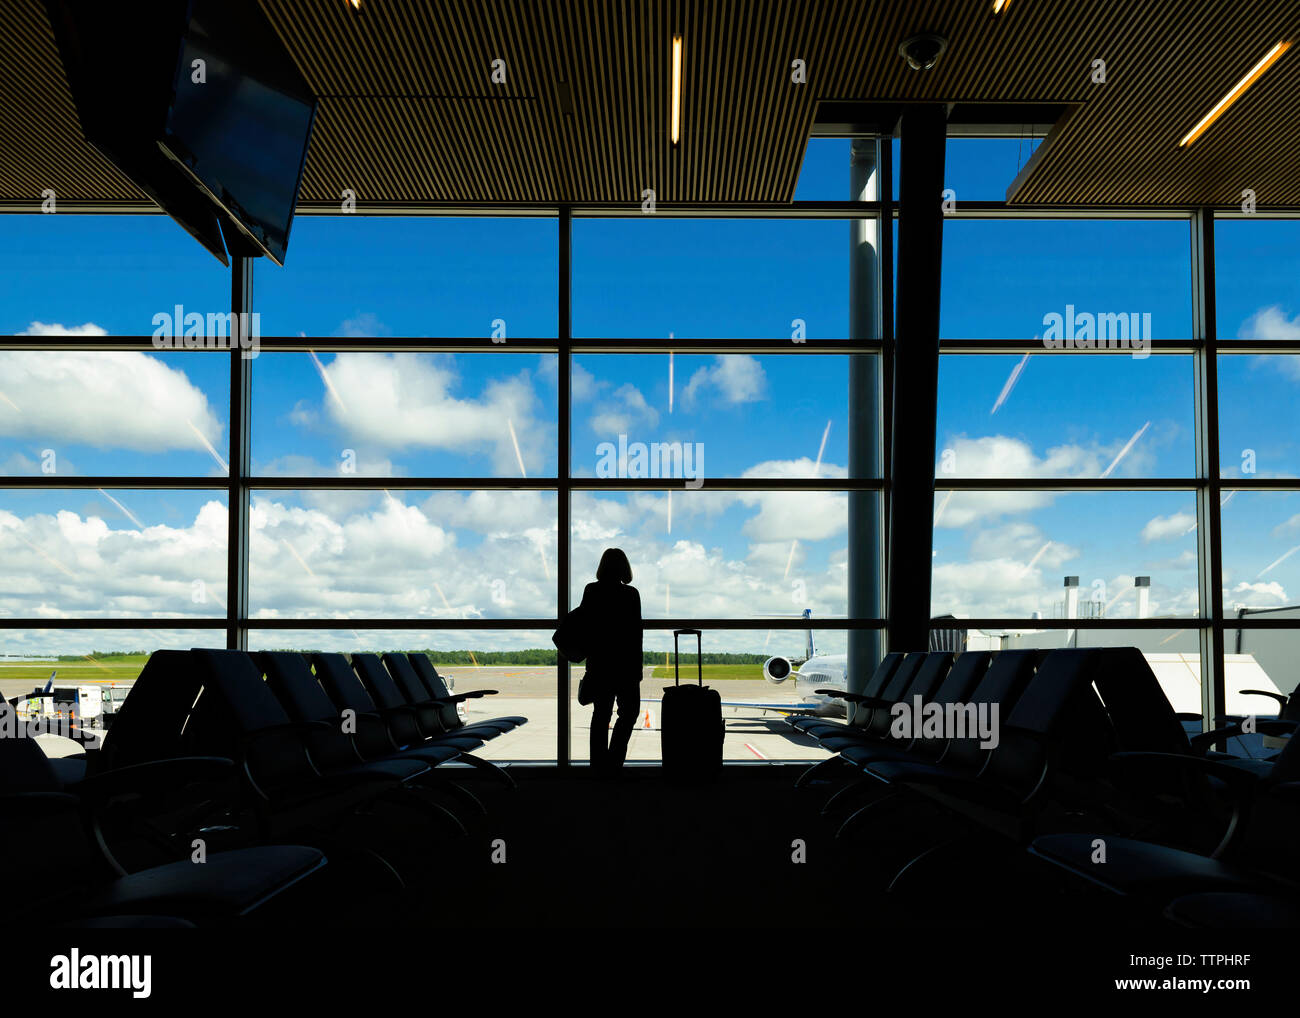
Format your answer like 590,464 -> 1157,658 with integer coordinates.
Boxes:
1259,545 -> 1300,577
97,489 -> 144,529
309,350 -> 348,414
507,417 -> 527,477
1100,421 -> 1150,478
186,419 -> 228,473
991,353 -> 1030,414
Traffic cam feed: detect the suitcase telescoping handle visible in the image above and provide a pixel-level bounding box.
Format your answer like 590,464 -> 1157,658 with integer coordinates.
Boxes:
673,629 -> 702,686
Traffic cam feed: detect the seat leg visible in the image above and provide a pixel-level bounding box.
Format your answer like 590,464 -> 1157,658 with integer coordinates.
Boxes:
385,786 -> 468,838
820,776 -> 876,816
835,788 -> 904,840
419,774 -> 489,816
794,755 -> 852,789
886,836 -> 959,893
455,752 -> 517,791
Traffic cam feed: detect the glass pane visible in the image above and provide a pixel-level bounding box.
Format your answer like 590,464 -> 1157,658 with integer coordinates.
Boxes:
573,219 -> 860,339
937,354 -> 1193,478
0,216 -> 227,336
246,628 -> 557,761
572,626 -> 844,763
257,216 -> 559,338
944,137 -> 1044,201
1221,490 -> 1300,612
571,353 -> 863,479
931,491 -> 1200,618
0,351 -> 229,477
0,490 -> 228,618
1215,219 -> 1300,341
1218,354 -> 1300,478
570,490 -> 861,618
940,219 -> 1192,340
252,351 -> 558,477
248,489 -> 557,619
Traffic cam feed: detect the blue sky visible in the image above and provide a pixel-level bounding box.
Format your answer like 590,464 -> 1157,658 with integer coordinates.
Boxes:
1,138 -> 1298,657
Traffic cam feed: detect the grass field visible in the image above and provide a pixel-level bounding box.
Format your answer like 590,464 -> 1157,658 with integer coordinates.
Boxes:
650,663 -> 763,680
0,655 -> 147,684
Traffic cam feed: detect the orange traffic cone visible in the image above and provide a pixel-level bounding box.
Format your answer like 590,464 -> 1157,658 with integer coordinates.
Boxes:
642,709 -> 653,730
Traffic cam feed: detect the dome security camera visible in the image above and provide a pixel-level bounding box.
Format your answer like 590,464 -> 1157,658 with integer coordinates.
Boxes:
898,33 -> 948,71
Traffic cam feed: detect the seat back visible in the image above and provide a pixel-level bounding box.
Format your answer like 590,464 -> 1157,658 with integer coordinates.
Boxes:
985,649 -> 1114,794
940,649 -> 1039,773
868,651 -> 953,742
383,653 -> 453,735
407,654 -> 464,730
309,654 -> 398,760
911,650 -> 993,760
257,652 -> 358,772
311,653 -> 377,714
846,652 -> 904,727
856,652 -> 924,733
186,649 -> 317,792
0,701 -> 61,793
95,649 -> 204,772
351,653 -> 426,748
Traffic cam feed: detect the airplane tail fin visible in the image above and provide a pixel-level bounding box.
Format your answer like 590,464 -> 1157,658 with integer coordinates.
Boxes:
803,608 -> 814,660
43,672 -> 55,692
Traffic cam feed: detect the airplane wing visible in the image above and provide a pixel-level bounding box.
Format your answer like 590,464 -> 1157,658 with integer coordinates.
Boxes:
637,695 -> 822,716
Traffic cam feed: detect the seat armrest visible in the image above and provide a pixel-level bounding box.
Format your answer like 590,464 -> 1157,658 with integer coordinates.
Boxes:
1188,719 -> 1296,754
1109,750 -> 1262,794
76,756 -> 234,803
423,690 -> 494,705
1240,689 -> 1288,710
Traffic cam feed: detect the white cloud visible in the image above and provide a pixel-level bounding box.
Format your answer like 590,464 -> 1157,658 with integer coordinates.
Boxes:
334,312 -> 389,338
588,383 -> 659,436
683,355 -> 767,407
314,352 -> 549,475
1229,580 -> 1289,607
1141,512 -> 1197,543
0,333 -> 223,457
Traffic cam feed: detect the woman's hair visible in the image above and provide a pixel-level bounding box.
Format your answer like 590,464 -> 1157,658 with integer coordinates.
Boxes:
596,547 -> 633,584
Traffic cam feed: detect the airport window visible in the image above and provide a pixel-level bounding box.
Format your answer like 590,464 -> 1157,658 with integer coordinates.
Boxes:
570,353 -> 861,478
939,218 -> 1193,340
572,217 -> 860,339
256,216 -> 560,338
570,490 -> 856,619
1214,218 -> 1300,341
251,351 -> 559,478
935,353 -> 1196,479
247,488 -> 558,620
1218,353 -> 1300,478
5,175 -> 1300,768
930,491 -> 1202,619
0,488 -> 228,619
0,215 -> 228,336
0,349 -> 230,477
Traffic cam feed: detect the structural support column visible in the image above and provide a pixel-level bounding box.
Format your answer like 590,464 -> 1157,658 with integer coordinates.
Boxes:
1191,208 -> 1226,737
886,105 -> 946,652
848,138 -> 884,693
557,207 -> 572,766
227,256 -> 254,651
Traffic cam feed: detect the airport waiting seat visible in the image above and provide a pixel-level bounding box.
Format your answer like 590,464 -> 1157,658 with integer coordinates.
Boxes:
789,651 -> 910,741
1164,891 -> 1300,928
854,649 -> 1118,846
399,653 -> 527,737
816,651 -> 956,756
823,650 -> 1040,837
182,649 -> 450,841
1027,693 -> 1300,915
257,652 -> 485,818
834,650 -> 994,768
0,700 -> 325,926
311,653 -> 515,789
314,652 -> 483,754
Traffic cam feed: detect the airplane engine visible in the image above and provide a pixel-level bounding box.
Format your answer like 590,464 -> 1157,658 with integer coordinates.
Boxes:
763,656 -> 793,684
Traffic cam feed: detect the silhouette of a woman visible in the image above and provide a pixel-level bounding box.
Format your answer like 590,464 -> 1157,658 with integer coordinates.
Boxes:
580,548 -> 642,775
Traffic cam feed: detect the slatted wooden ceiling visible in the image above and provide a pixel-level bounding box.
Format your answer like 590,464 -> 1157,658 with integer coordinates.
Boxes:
1,0 -> 1297,208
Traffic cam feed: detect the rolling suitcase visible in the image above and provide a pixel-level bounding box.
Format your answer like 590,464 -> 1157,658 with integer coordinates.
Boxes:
660,629 -> 723,778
